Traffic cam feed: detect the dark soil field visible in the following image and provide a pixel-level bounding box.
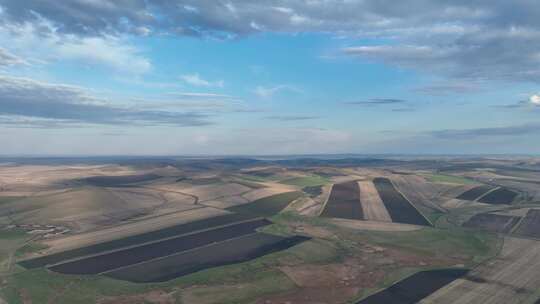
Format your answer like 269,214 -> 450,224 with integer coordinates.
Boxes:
19,212 -> 257,269
105,233 -> 310,283
477,188 -> 518,205
320,181 -> 363,220
463,213 -> 520,233
513,209 -> 540,239
356,269 -> 469,304
227,191 -> 303,217
81,173 -> 162,186
48,219 -> 271,275
456,185 -> 494,201
372,178 -> 430,226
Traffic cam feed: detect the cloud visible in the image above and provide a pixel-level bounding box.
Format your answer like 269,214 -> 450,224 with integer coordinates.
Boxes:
253,85 -> 299,98
3,1 -> 540,82
493,94 -> 540,109
414,82 -> 481,95
181,74 -> 224,88
344,98 -> 407,106
0,75 -> 211,127
168,92 -> 233,99
264,115 -> 320,121
530,94 -> 540,106
0,47 -> 26,66
430,123 -> 540,140
0,15 -> 151,74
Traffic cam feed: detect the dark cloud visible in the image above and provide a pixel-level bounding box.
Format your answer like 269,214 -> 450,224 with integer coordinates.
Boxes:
2,1 -> 540,82
264,115 -> 320,121
391,108 -> 415,112
430,123 -> 540,139
414,82 -> 481,95
0,75 -> 212,127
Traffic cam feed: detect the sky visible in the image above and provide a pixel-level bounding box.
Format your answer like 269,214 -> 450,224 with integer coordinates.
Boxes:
0,1 -> 539,156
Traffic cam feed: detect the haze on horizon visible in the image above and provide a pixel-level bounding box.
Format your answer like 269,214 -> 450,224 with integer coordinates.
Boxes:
0,1 -> 539,155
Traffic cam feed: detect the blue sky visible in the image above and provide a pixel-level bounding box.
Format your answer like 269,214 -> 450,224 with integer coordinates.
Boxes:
0,1 -> 539,155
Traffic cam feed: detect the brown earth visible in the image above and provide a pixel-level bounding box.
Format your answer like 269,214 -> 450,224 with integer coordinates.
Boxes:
358,180 -> 391,222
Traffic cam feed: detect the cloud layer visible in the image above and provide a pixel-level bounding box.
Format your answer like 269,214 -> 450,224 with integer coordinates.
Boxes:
3,1 -> 538,82
0,75 -> 211,127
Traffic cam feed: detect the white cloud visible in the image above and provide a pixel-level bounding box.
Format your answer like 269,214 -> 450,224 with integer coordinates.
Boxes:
253,85 -> 300,98
530,94 -> 540,106
0,17 -> 151,74
181,73 -> 224,88
56,36 -> 151,74
0,47 -> 27,66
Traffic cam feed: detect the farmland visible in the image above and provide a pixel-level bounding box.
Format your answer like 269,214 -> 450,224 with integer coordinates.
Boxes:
1,156 -> 540,303
358,180 -> 391,222
513,209 -> 540,239
372,178 -> 430,226
47,219 -> 272,275
456,185 -> 494,201
320,181 -> 363,220
357,269 -> 469,304
477,188 -> 518,204
425,174 -> 477,185
463,213 -> 520,234
105,234 -> 310,283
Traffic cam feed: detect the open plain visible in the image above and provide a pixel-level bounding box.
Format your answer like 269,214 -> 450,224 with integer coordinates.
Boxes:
1,156 -> 540,303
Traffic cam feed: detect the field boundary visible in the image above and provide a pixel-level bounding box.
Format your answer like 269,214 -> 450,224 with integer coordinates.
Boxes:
474,186 -> 500,202
318,184 -> 333,217
389,178 -> 433,227
98,232 -> 262,275
41,217 -> 272,268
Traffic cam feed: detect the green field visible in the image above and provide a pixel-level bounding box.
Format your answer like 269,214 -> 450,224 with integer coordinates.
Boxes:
425,174 -> 477,185
280,175 -> 329,187
0,210 -> 501,304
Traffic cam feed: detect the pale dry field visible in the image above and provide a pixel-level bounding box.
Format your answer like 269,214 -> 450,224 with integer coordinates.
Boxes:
0,164 -> 139,196
200,195 -> 250,209
0,187 -> 168,231
41,207 -> 228,253
358,180 -> 391,222
152,182 -> 252,202
421,237 -> 540,304
241,182 -> 296,201
329,218 -> 421,232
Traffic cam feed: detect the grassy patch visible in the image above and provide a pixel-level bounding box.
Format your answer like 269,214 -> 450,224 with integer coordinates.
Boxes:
179,270 -> 295,304
0,229 -> 30,273
15,242 -> 49,258
280,175 -> 329,187
2,268 -> 154,304
425,174 -> 476,185
355,227 -> 500,267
